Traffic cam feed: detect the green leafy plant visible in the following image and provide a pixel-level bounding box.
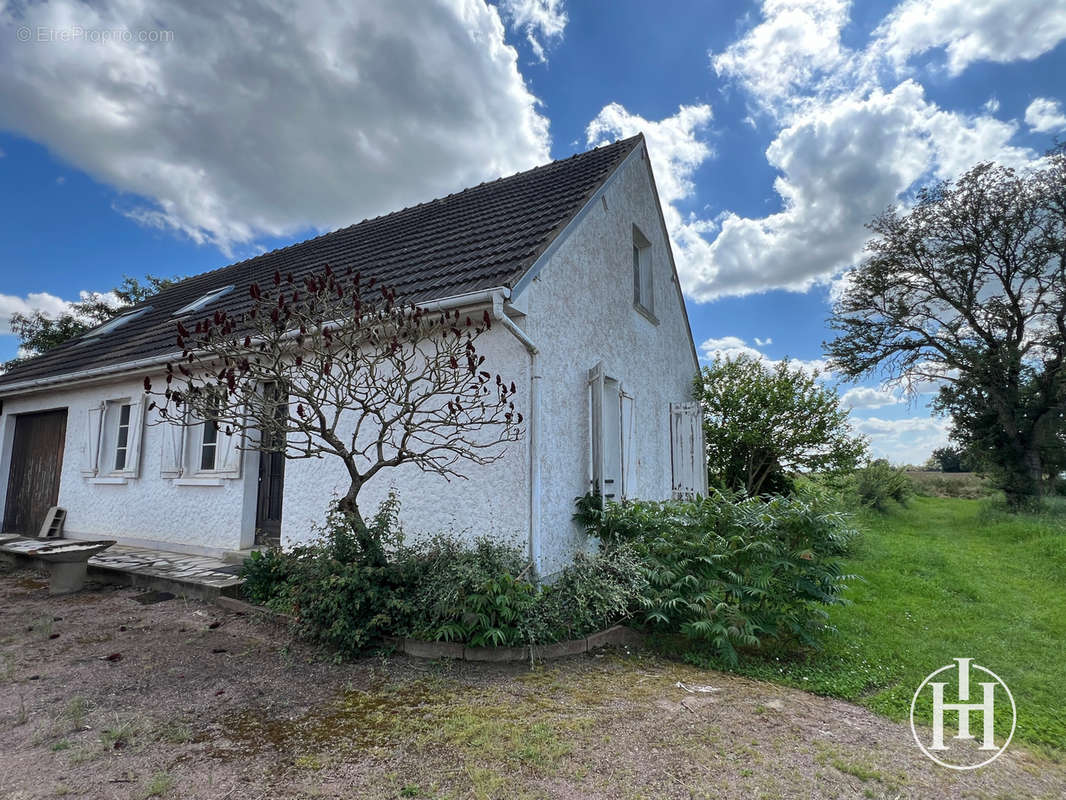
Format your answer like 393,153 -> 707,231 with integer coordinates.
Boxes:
575,489 -> 858,663
851,460 -> 912,511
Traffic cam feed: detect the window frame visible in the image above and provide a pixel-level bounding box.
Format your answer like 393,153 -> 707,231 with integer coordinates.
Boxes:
113,403 -> 132,471
632,226 -> 656,323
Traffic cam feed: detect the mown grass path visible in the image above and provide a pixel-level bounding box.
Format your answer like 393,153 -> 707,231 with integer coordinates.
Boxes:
702,496 -> 1066,751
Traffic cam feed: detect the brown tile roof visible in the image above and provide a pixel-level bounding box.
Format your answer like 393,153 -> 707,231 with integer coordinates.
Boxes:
0,135 -> 642,390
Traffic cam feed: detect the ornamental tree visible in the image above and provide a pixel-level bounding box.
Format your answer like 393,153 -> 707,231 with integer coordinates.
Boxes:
694,355 -> 867,496
145,264 -> 523,561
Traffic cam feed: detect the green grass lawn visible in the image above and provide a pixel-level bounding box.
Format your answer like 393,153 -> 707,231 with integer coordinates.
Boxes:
687,496 -> 1066,751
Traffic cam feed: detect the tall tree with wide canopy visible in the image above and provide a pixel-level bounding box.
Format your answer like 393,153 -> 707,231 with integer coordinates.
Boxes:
827,152 -> 1066,507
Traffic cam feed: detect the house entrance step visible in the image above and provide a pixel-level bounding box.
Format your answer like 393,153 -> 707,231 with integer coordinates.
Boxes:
0,536 -> 243,602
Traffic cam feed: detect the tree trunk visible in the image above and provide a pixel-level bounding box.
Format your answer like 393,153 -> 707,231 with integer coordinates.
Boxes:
335,480 -> 386,566
1003,447 -> 1043,510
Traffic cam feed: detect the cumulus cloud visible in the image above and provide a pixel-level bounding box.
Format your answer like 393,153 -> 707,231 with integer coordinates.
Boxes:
754,336 -> 772,346
698,335 -> 830,375
712,0 -> 852,112
0,0 -> 550,256
0,292 -> 73,335
1025,97 -> 1066,133
602,0 -> 1047,300
498,0 -> 568,62
874,0 -> 1066,76
851,414 -> 951,464
840,386 -> 901,409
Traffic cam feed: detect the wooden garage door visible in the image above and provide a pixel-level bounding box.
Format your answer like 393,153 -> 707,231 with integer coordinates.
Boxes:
3,409 -> 67,536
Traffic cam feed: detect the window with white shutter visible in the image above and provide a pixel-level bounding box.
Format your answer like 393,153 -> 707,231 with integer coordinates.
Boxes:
670,401 -> 706,499
588,362 -> 632,502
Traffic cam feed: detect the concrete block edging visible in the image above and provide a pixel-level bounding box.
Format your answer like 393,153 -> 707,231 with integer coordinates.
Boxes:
382,624 -> 643,662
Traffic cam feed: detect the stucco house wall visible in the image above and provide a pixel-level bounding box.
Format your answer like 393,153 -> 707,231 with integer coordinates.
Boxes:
0,375 -> 249,555
279,323 -> 532,553
521,147 -> 700,573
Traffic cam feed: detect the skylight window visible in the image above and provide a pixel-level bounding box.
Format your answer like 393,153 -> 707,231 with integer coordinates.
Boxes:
83,306 -> 153,339
174,285 -> 235,316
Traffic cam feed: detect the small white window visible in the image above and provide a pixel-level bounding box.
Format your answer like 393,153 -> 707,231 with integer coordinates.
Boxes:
174,285 -> 235,316
83,306 -> 152,339
200,395 -> 220,471
114,403 -> 131,471
632,226 -> 654,319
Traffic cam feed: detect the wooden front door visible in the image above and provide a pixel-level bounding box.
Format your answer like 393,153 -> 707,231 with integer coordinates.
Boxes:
3,409 -> 68,536
254,386 -> 286,547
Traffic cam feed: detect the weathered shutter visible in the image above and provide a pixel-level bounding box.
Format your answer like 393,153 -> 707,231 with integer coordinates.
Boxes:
121,396 -> 146,477
588,362 -> 605,499
159,415 -> 186,478
670,401 -> 704,500
214,411 -> 245,478
81,402 -> 105,477
620,390 -> 635,498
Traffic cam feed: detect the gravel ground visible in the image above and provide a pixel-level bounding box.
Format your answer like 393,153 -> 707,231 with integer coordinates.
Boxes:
1,562 -> 1063,800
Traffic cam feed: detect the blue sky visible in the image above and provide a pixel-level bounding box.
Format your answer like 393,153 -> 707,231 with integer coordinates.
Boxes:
1,0 -> 1065,463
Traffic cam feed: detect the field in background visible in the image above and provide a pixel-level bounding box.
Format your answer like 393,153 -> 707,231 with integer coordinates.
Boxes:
689,496 -> 1066,752
905,471 -> 994,499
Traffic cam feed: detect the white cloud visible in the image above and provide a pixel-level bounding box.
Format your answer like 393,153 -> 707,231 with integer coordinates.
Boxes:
874,0 -> 1066,76
0,0 -> 550,256
699,335 -> 829,375
698,81 -> 1033,298
711,0 -> 852,113
754,336 -> 772,346
634,0 -> 1046,300
498,0 -> 567,62
851,414 -> 951,464
983,97 -> 1000,114
1025,97 -> 1066,133
0,292 -> 73,335
840,386 -> 901,409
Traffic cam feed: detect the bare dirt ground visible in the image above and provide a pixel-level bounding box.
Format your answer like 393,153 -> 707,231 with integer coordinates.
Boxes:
2,563 -> 1064,800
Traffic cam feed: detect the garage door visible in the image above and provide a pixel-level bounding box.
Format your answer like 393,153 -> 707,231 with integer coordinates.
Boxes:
3,409 -> 68,536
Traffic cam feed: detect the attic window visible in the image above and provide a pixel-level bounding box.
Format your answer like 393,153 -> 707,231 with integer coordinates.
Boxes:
83,306 -> 153,339
174,285 -> 235,316
632,226 -> 655,322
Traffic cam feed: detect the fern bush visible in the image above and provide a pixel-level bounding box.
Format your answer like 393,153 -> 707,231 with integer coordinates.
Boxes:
575,489 -> 858,663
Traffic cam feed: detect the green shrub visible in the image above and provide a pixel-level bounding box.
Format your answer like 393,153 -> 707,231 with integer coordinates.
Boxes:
575,489 -> 857,663
240,494 -> 416,656
405,535 -> 532,646
529,545 -> 648,642
851,460 -> 912,510
240,547 -> 293,606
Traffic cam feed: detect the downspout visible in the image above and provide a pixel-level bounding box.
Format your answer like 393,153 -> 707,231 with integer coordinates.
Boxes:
490,292 -> 541,576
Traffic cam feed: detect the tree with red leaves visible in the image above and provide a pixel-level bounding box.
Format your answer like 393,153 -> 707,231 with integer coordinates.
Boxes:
145,265 -> 523,562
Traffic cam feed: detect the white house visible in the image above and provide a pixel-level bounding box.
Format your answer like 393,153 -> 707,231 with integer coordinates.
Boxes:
0,134 -> 704,575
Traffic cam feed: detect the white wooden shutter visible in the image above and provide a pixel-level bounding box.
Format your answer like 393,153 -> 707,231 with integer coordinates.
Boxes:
670,401 -> 704,500
588,362 -> 605,499
121,396 -> 146,478
620,391 -> 635,498
214,411 -> 245,478
82,402 -> 105,477
160,415 -> 186,478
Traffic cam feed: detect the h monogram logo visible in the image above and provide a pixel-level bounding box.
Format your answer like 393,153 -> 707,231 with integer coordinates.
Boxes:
911,658 -> 1016,770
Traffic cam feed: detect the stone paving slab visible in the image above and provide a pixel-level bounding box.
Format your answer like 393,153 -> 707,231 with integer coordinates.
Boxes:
0,536 -> 243,596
